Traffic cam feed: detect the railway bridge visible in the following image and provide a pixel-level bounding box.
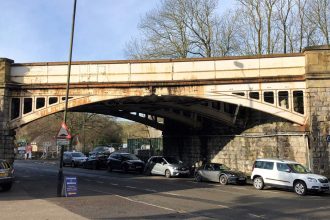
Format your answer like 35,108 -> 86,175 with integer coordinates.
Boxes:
1,46 -> 330,174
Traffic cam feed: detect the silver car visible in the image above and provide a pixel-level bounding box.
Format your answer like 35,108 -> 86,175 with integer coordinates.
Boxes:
145,156 -> 190,178
63,151 -> 87,167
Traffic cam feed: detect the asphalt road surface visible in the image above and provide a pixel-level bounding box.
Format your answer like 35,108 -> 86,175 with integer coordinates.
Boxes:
1,160 -> 329,220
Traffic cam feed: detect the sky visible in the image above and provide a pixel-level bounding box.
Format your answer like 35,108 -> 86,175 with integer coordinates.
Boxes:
0,0 -> 233,63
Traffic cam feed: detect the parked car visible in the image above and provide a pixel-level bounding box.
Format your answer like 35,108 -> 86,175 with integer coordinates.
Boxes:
63,151 -> 87,167
251,158 -> 330,195
0,160 -> 14,191
194,162 -> 247,185
82,153 -> 108,170
107,153 -> 145,173
144,156 -> 190,178
89,146 -> 114,156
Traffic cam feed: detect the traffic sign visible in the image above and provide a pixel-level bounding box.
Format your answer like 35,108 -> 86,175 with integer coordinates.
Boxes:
57,139 -> 70,146
57,122 -> 71,139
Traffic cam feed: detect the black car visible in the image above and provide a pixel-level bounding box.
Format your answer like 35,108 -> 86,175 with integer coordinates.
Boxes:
0,160 -> 14,191
82,153 -> 108,170
194,163 -> 247,185
107,153 -> 145,173
89,146 -> 114,155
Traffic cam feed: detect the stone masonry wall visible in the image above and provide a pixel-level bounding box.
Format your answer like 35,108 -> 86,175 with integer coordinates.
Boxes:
0,58 -> 15,164
305,46 -> 330,176
163,115 -> 308,175
208,135 -> 307,175
163,133 -> 307,175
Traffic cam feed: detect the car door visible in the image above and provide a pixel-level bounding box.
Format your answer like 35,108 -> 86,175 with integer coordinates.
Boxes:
200,164 -> 215,181
111,154 -> 121,169
152,157 -> 164,175
262,161 -> 276,185
274,162 -> 292,187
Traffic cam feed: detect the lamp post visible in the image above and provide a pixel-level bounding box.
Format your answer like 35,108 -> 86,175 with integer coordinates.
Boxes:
57,0 -> 77,197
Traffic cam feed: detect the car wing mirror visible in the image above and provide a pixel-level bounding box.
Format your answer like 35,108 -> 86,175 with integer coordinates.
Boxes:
161,161 -> 165,165
285,168 -> 291,173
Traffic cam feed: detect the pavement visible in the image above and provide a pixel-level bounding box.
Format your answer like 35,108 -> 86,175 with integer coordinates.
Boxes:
0,199 -> 87,220
1,159 -> 87,220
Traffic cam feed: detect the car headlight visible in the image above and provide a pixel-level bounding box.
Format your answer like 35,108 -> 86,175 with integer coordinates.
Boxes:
173,167 -> 178,170
307,177 -> 317,183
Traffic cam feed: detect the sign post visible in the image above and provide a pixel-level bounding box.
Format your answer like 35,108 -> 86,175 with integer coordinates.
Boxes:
56,122 -> 71,197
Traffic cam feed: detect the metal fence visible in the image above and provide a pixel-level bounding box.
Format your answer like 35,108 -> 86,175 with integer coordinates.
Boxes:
127,138 -> 163,162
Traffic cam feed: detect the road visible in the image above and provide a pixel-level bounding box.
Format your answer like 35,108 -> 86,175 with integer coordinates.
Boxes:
1,160 -> 329,220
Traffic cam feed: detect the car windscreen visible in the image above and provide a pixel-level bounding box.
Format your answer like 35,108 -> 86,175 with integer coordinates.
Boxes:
122,154 -> 139,160
164,157 -> 179,164
72,152 -> 84,157
287,163 -> 309,174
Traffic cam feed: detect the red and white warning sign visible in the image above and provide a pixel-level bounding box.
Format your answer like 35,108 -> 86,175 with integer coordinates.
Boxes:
57,122 -> 71,139
56,122 -> 71,146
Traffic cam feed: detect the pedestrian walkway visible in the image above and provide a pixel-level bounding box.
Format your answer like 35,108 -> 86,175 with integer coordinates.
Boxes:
0,199 -> 88,220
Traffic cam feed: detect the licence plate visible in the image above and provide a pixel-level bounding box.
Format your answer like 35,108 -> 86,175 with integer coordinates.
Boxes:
136,166 -> 142,168
239,178 -> 245,180
0,173 -> 7,177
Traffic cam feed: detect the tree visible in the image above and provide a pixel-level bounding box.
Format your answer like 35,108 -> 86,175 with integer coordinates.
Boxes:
182,0 -> 219,57
126,0 -> 330,58
264,0 -> 279,54
307,0 -> 330,45
15,112 -> 124,153
213,11 -> 240,56
125,0 -> 219,59
237,0 -> 264,55
276,0 -> 294,53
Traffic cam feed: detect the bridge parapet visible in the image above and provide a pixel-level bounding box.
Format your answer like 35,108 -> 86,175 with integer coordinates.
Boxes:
11,54 -> 305,84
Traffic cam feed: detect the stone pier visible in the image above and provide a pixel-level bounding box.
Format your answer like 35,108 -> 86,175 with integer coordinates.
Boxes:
0,58 -> 15,164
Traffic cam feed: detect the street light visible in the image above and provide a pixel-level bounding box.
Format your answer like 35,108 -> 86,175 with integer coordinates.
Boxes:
57,0 -> 77,197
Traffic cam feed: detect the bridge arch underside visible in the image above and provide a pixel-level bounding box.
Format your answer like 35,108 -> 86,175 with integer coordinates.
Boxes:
10,92 -> 308,174
71,95 -> 308,174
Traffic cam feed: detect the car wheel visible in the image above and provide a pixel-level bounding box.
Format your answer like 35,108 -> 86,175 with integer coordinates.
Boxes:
71,161 -> 75,168
165,169 -> 171,178
294,181 -> 307,196
253,177 -> 264,190
1,183 -> 12,191
107,164 -> 112,172
194,172 -> 202,182
219,175 -> 228,185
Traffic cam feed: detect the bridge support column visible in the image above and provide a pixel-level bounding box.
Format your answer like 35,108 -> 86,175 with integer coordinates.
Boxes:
305,46 -> 330,175
0,58 -> 15,164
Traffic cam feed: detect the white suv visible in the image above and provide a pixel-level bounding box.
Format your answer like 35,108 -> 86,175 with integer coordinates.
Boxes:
251,158 -> 329,195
